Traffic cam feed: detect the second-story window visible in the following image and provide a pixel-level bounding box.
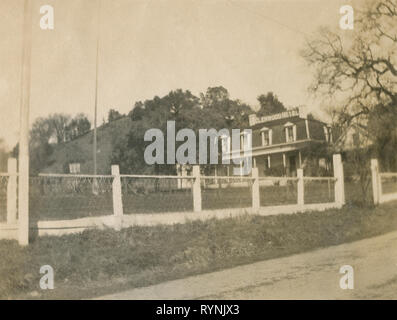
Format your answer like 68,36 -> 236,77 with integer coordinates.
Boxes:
261,127 -> 272,146
284,122 -> 297,142
286,127 -> 293,142
240,131 -> 252,151
263,131 -> 270,146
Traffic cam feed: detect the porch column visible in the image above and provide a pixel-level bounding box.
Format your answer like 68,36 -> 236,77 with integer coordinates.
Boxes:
283,153 -> 286,175
299,151 -> 302,168
305,119 -> 310,139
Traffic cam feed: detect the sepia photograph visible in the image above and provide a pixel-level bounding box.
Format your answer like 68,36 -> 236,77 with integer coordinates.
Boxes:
1,0 -> 397,306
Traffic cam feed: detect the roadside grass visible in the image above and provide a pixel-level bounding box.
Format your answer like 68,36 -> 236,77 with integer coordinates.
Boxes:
1,200 -> 397,299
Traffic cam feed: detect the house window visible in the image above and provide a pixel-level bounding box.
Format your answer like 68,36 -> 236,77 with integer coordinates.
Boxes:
261,127 -> 272,146
284,122 -> 296,142
240,131 -> 252,151
69,163 -> 80,174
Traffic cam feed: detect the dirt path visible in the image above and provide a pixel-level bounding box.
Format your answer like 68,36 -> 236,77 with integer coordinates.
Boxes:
95,231 -> 397,300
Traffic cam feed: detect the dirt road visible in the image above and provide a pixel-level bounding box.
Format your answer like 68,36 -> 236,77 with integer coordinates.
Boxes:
96,231 -> 397,300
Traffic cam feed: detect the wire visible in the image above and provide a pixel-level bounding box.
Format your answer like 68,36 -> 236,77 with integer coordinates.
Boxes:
225,0 -> 309,37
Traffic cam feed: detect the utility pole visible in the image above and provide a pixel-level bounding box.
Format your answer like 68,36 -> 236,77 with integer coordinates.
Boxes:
18,0 -> 33,246
92,0 -> 101,194
93,0 -> 101,175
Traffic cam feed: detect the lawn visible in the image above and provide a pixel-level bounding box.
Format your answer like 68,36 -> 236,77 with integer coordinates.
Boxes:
1,200 -> 397,299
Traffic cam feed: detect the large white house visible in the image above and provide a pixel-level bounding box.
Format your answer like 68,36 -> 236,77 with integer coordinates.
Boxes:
222,107 -> 333,177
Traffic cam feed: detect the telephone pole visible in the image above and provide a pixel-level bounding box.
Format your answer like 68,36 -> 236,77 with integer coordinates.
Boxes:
18,0 -> 33,246
93,0 -> 101,177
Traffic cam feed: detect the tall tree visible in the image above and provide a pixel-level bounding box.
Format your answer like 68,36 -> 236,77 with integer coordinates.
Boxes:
108,109 -> 124,122
27,117 -> 55,174
256,92 -> 287,116
201,86 -> 252,129
200,86 -> 230,108
368,105 -> 397,171
67,113 -> 91,140
302,0 -> 397,204
113,87 -> 254,173
302,0 -> 397,130
30,117 -> 54,148
13,113 -> 91,174
115,89 -> 203,174
48,114 -> 71,143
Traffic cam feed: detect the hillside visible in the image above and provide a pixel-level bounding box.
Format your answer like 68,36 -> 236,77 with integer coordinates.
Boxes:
41,116 -> 132,174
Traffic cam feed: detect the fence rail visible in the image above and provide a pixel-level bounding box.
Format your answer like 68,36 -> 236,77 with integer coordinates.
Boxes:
0,159 -> 17,226
30,171 -> 341,219
371,159 -> 397,204
258,177 -> 298,181
1,155 -> 346,244
379,172 -> 397,178
303,177 -> 337,181
38,173 -> 112,178
0,175 -> 10,223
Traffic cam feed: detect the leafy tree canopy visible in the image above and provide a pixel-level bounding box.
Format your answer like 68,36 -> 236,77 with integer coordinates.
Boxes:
256,92 -> 287,116
302,0 -> 397,130
13,113 -> 91,174
108,109 -> 124,122
113,87 -> 254,173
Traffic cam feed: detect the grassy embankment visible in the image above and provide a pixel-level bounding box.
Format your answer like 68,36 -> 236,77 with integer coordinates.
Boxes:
1,199 -> 397,299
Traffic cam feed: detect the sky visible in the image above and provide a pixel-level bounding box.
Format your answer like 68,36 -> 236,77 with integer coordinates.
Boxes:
0,0 -> 352,150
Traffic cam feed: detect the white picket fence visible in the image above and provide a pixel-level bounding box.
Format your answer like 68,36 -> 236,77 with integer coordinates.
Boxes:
0,155 -> 345,244
0,158 -> 18,242
371,159 -> 397,204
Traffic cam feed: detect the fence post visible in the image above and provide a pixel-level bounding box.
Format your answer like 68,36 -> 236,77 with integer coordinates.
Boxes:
333,154 -> 345,206
111,165 -> 123,230
192,165 -> 202,212
297,168 -> 304,206
251,167 -> 260,210
7,158 -> 17,225
18,154 -> 29,246
371,159 -> 381,205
